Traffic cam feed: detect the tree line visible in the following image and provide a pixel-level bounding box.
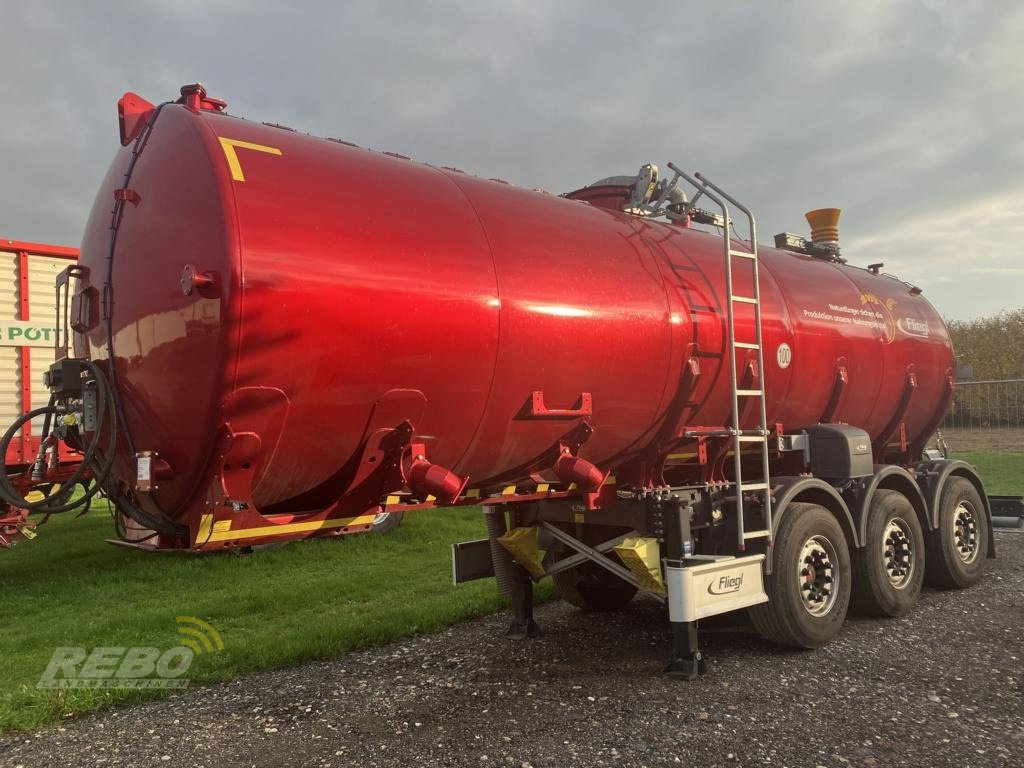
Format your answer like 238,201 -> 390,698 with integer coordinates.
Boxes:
947,307 -> 1024,381
944,307 -> 1023,429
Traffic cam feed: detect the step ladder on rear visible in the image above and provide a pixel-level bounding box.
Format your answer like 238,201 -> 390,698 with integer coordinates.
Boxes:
666,165 -> 774,552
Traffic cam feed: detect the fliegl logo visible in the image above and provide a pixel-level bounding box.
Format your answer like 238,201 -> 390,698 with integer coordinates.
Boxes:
36,616 -> 223,690
708,573 -> 744,595
896,316 -> 931,338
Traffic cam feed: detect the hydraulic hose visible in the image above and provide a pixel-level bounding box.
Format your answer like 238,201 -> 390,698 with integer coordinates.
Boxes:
0,361 -> 186,539
0,102 -> 187,542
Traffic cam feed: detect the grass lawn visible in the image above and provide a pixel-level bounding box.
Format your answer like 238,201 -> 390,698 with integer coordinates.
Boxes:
951,451 -> 1024,496
0,505 -> 552,732
1,450 -> 1019,733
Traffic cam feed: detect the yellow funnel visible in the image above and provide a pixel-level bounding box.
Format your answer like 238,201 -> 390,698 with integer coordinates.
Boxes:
497,527 -> 546,578
614,536 -> 667,595
805,208 -> 841,243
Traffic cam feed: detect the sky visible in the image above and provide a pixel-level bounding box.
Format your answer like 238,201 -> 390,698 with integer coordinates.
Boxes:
1,0 -> 1020,321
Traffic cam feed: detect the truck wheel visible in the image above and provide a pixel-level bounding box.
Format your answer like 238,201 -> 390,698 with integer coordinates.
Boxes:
371,510 -> 404,534
750,503 -> 851,649
925,477 -> 989,589
850,489 -> 924,617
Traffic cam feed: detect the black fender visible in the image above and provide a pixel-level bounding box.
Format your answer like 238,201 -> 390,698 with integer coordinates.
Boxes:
914,459 -> 996,558
846,465 -> 930,544
765,476 -> 857,575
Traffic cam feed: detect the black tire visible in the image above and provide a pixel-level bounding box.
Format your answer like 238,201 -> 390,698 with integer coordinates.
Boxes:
370,510 -> 404,534
549,527 -> 638,611
749,503 -> 852,649
850,489 -> 925,617
925,477 -> 989,589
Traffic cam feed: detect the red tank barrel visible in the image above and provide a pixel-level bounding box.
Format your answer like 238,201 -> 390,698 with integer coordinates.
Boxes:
68,86 -> 953,548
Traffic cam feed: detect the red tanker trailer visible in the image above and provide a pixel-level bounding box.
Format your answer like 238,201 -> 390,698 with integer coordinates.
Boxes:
0,84 -> 993,676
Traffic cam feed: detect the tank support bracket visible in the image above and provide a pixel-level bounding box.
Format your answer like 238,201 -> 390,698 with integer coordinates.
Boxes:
539,522 -> 650,596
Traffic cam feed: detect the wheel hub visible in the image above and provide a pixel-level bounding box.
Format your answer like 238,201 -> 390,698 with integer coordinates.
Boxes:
797,535 -> 838,617
372,511 -> 391,527
952,502 -> 980,564
882,517 -> 915,589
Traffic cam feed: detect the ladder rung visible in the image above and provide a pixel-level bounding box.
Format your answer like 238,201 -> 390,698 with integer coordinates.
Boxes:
740,482 -> 769,491
743,530 -> 771,540
729,250 -> 757,259
736,389 -> 763,396
731,295 -> 757,304
734,342 -> 759,349
736,435 -> 766,443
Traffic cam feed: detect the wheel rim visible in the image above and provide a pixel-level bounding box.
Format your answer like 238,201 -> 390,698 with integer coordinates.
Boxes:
797,535 -> 839,617
882,516 -> 916,589
951,501 -> 980,564
372,511 -> 391,527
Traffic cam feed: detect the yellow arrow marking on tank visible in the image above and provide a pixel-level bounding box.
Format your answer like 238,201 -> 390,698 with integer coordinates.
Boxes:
218,137 -> 282,182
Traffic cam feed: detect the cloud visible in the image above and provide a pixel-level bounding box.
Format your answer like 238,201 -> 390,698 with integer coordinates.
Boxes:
0,0 -> 1020,319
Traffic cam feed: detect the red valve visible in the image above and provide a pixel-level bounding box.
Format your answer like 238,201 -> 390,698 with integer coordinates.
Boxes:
406,453 -> 468,505
553,451 -> 606,492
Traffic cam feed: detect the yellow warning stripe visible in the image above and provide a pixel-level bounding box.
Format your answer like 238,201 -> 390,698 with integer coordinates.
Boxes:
198,513 -> 378,544
372,474 -> 614,512
217,137 -> 282,182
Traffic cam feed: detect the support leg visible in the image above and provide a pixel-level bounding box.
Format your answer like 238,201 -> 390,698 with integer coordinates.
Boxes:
484,504 -> 541,639
506,561 -> 541,639
665,619 -> 706,680
661,496 -> 707,679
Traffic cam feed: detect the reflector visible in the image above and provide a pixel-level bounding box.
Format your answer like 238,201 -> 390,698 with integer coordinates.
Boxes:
118,92 -> 155,146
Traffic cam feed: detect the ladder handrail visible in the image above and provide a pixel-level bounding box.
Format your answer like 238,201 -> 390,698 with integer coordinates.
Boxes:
670,167 -> 774,550
695,172 -> 755,228
697,173 -> 773,543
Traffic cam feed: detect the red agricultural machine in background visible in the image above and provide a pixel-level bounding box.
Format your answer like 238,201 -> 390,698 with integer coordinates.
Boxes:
0,84 -> 996,676
0,239 -> 401,548
0,239 -> 86,547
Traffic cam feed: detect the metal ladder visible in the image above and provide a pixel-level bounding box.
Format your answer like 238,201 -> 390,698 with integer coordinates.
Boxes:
668,165 -> 773,551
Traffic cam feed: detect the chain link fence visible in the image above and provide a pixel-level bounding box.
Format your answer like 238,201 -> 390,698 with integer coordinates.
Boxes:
940,379 -> 1024,453
943,379 -> 1024,429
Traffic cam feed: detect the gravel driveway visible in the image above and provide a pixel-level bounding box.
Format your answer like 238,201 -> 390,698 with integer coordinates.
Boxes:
3,532 -> 1022,768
